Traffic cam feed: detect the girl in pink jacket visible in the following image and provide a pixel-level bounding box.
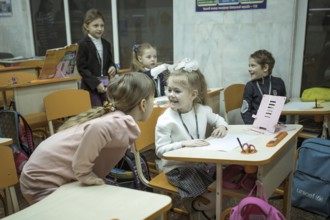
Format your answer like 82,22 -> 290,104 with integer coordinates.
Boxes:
20,72 -> 155,204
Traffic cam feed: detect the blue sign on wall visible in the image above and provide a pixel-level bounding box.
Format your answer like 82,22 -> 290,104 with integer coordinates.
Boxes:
196,0 -> 267,12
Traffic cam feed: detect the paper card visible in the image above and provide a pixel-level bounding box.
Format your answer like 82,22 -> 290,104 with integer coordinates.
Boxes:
252,95 -> 286,133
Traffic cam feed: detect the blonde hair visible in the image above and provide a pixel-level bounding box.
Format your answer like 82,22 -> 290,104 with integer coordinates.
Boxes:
130,43 -> 156,72
82,9 -> 105,34
58,72 -> 155,131
169,68 -> 208,105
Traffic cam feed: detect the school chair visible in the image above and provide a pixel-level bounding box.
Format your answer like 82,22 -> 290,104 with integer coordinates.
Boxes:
43,89 -> 92,135
132,107 -> 191,219
223,84 -> 245,124
0,72 -> 49,138
0,145 -> 20,216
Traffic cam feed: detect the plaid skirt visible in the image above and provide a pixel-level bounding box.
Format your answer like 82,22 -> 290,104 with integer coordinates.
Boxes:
166,165 -> 215,198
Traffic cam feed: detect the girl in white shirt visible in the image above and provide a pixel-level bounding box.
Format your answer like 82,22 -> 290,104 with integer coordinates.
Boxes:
155,58 -> 228,219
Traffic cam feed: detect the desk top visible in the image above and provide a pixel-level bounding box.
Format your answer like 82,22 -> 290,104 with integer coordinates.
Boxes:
0,138 -> 13,145
282,98 -> 330,115
4,182 -> 172,220
163,124 -> 302,165
0,77 -> 78,90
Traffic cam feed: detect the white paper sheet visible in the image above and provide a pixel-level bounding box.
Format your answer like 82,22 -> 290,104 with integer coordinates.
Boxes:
194,134 -> 257,152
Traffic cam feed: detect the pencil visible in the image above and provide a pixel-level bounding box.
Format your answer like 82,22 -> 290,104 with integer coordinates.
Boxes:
237,137 -> 245,152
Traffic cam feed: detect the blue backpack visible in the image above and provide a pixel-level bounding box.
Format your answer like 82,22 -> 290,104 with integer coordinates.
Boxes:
292,138 -> 330,217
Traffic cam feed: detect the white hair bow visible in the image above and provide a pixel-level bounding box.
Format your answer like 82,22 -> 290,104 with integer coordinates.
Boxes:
171,58 -> 199,73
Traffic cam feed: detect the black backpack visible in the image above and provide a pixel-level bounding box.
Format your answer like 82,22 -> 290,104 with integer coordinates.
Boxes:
0,110 -> 35,174
107,151 -> 151,191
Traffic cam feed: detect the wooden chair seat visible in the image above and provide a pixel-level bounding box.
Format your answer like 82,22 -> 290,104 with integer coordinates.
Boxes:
149,172 -> 178,193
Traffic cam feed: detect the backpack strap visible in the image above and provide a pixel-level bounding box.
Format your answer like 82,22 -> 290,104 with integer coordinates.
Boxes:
17,112 -> 35,151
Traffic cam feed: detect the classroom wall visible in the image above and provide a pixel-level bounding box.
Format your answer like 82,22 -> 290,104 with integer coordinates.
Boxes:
173,0 -> 303,99
0,0 -> 306,99
0,1 -> 34,57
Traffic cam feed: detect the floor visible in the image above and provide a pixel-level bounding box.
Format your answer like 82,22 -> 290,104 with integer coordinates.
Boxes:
0,141 -> 328,220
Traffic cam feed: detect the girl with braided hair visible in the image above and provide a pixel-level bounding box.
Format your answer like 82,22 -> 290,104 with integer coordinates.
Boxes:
20,72 -> 155,204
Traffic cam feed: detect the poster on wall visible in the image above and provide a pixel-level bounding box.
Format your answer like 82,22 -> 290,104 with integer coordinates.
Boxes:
0,0 -> 12,17
196,0 -> 267,12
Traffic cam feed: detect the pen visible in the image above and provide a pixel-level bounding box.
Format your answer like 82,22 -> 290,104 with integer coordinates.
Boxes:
237,137 -> 245,152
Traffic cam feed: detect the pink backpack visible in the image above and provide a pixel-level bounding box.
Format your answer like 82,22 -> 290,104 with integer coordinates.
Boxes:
229,181 -> 286,220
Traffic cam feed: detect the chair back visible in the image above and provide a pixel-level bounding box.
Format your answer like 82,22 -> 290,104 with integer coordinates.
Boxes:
0,145 -> 20,215
135,107 -> 166,153
0,145 -> 19,188
43,89 -> 92,135
223,84 -> 245,124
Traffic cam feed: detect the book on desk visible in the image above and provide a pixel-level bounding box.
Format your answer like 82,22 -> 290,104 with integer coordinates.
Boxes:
39,44 -> 78,80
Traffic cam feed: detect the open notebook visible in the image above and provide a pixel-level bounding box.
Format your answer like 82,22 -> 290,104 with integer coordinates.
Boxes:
252,95 -> 287,133
39,44 -> 78,79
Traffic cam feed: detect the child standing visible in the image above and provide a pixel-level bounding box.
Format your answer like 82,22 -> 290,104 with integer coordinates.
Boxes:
241,49 -> 287,124
155,58 -> 228,219
20,72 -> 155,205
130,43 -> 170,97
76,9 -> 116,107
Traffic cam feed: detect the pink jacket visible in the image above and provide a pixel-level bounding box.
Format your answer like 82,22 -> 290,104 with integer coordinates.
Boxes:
20,111 -> 140,204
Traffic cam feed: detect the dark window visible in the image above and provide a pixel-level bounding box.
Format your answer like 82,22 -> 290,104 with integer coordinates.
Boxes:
117,0 -> 173,68
301,0 -> 330,93
30,0 -> 67,56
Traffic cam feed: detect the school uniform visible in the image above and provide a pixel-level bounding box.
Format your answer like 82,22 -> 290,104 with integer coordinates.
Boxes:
76,35 -> 115,106
20,111 -> 140,204
241,75 -> 287,124
155,104 -> 228,198
143,68 -> 167,97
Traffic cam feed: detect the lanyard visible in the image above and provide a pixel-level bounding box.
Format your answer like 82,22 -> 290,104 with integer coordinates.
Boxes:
178,108 -> 200,140
96,52 -> 103,77
256,75 -> 272,96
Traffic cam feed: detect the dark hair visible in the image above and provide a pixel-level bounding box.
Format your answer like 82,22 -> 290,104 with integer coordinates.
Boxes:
250,49 -> 275,74
82,9 -> 105,34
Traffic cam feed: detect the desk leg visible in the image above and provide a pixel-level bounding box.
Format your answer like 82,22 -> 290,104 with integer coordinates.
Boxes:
321,115 -> 329,139
216,164 -> 223,220
1,90 -> 8,109
283,173 -> 292,219
293,115 -> 299,124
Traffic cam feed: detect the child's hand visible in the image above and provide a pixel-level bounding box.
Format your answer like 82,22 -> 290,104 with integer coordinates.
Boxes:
181,139 -> 209,148
211,125 -> 228,138
96,83 -> 106,93
108,66 -> 116,78
81,176 -> 105,185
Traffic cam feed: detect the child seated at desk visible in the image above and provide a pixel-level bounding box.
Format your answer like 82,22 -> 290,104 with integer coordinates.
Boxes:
130,43 -> 171,97
155,58 -> 228,219
241,49 -> 287,124
20,72 -> 155,204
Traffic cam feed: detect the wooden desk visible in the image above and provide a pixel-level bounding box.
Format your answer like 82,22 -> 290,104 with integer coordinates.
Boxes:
3,182 -> 172,220
163,125 -> 302,220
0,138 -> 13,145
0,78 -> 78,115
282,98 -> 330,139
